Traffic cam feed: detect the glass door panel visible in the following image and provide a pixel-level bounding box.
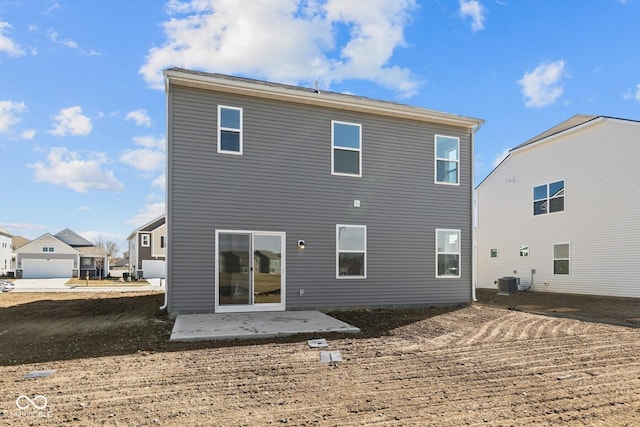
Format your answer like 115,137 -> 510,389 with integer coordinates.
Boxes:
218,233 -> 251,305
253,234 -> 282,304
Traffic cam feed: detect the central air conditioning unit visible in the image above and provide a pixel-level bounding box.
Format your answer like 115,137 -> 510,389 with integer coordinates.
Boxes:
498,276 -> 519,295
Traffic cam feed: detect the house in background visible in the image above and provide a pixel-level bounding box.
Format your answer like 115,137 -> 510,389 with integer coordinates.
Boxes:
164,68 -> 483,315
475,115 -> 640,298
14,228 -> 109,279
0,227 -> 12,276
127,215 -> 166,279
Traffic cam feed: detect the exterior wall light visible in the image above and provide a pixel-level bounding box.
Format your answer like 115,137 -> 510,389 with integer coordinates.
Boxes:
297,240 -> 306,249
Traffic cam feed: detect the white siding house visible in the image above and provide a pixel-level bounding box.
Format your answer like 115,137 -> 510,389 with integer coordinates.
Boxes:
0,227 -> 12,276
476,115 -> 640,298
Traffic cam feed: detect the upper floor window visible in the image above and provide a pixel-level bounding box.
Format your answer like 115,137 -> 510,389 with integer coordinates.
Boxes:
332,121 -> 361,177
435,135 -> 460,185
336,225 -> 366,278
141,234 -> 150,247
160,236 -> 165,248
533,180 -> 565,215
436,229 -> 460,278
42,247 -> 55,253
218,105 -> 243,154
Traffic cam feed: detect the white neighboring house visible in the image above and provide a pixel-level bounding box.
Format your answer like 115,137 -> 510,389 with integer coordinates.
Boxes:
14,229 -> 109,279
127,215 -> 166,279
0,227 -> 12,276
475,115 -> 640,298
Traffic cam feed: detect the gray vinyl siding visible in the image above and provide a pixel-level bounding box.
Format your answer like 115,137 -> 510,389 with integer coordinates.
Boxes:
167,84 -> 474,313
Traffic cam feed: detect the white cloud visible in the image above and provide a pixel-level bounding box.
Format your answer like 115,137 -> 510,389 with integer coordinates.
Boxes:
0,100 -> 27,133
49,106 -> 92,136
0,22 -> 25,57
29,147 -> 124,193
459,0 -> 486,32
140,0 -> 419,97
635,84 -> 640,102
152,174 -> 166,190
126,109 -> 152,127
126,201 -> 166,228
46,29 -> 79,49
120,135 -> 166,172
517,60 -> 566,108
492,149 -> 509,167
21,129 -> 36,139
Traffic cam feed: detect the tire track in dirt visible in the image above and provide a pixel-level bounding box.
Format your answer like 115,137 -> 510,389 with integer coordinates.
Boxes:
3,305 -> 640,426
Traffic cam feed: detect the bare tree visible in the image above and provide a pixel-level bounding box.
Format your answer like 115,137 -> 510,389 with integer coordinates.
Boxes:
94,238 -> 120,264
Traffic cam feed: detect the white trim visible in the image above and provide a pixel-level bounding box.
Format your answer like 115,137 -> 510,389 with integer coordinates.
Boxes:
215,229 -> 286,313
331,120 -> 362,177
553,242 -> 571,276
141,233 -> 150,247
336,224 -> 367,279
434,134 -> 460,186
165,68 -> 484,129
217,105 -> 243,155
436,228 -> 461,278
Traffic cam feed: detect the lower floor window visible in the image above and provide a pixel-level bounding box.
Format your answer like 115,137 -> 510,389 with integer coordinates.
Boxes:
437,229 -> 460,278
336,225 -> 366,278
553,243 -> 570,275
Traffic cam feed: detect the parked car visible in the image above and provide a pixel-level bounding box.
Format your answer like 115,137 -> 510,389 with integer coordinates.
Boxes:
0,281 -> 14,292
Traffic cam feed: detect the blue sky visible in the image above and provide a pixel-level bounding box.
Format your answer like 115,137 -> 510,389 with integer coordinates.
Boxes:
1,0 -> 639,255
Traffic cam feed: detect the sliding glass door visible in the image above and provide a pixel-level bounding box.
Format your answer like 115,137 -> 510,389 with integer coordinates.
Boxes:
216,231 -> 285,312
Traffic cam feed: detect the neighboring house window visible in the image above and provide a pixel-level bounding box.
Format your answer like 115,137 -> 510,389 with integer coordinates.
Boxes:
520,246 -> 529,257
42,247 -> 55,253
553,243 -> 570,275
435,135 -> 460,185
160,236 -> 165,248
141,234 -> 150,247
218,105 -> 243,154
533,180 -> 565,215
332,121 -> 362,176
336,225 -> 366,278
436,229 -> 460,278
490,248 -> 498,258
82,258 -> 92,267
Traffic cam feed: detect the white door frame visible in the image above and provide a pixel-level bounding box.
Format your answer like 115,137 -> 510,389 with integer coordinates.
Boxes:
215,229 -> 286,313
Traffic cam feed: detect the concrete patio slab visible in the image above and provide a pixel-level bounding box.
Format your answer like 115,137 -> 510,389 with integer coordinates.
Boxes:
170,310 -> 361,342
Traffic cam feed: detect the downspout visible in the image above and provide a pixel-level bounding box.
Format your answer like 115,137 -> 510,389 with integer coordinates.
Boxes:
470,122 -> 483,303
159,74 -> 170,311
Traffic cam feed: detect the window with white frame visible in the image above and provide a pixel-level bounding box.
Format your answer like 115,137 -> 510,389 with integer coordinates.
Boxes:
553,243 -> 570,275
520,245 -> 529,257
336,225 -> 366,278
141,234 -> 150,247
533,180 -> 565,215
218,105 -> 243,154
435,135 -> 460,184
42,247 -> 55,253
490,248 -> 498,258
332,121 -> 361,176
436,229 -> 460,278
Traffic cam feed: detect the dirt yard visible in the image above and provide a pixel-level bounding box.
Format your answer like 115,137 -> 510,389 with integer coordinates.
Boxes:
2,289 -> 640,426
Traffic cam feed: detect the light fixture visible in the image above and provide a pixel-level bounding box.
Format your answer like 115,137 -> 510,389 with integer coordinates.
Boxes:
297,240 -> 306,249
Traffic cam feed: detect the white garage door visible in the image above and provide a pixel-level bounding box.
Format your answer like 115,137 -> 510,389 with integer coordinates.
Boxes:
141,260 -> 166,278
23,259 -> 74,279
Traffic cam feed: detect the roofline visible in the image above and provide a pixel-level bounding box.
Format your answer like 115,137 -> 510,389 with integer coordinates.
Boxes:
163,68 -> 484,129
476,115 -> 640,191
127,214 -> 166,241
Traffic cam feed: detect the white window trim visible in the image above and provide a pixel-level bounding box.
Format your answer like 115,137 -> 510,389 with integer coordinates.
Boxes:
141,234 -> 150,247
553,242 -> 570,276
218,105 -> 243,155
331,120 -> 362,177
436,228 -> 461,278
336,224 -> 367,279
533,179 -> 565,216
434,134 -> 460,186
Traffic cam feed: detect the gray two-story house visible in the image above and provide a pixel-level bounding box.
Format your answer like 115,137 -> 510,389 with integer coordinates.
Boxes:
164,68 -> 483,314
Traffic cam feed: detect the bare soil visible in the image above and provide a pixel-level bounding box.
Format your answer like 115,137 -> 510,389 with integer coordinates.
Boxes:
1,288 -> 640,426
